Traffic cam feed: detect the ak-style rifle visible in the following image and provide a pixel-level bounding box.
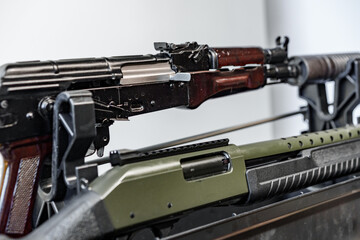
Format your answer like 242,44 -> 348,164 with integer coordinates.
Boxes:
1,37 -> 360,239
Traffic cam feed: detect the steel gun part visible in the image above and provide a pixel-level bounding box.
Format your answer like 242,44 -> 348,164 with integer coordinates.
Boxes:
15,125 -> 360,240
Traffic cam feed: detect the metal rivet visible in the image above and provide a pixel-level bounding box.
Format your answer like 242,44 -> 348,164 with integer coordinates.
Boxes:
130,212 -> 135,218
167,203 -> 173,208
150,100 -> 155,106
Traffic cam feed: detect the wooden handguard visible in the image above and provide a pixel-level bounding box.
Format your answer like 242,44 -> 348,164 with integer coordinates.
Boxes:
0,136 -> 51,237
188,67 -> 265,108
213,47 -> 265,68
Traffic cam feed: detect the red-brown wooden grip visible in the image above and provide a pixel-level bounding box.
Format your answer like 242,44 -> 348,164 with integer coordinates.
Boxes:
213,47 -> 264,68
0,136 -> 51,237
188,67 -> 265,108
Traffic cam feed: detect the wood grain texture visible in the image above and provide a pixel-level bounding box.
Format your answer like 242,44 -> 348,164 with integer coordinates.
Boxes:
213,47 -> 264,68
188,67 -> 265,108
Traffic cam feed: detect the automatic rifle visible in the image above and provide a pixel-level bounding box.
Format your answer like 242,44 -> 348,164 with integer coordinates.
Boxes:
1,37 -> 360,239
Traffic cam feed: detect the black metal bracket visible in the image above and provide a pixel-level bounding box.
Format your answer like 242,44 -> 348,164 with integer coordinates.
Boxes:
300,58 -> 360,131
39,90 -> 96,201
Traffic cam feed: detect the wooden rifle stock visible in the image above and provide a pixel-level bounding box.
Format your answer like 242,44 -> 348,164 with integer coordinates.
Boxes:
0,136 -> 51,237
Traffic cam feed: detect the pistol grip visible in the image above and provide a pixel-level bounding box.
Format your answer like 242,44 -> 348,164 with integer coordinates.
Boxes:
0,136 -> 51,237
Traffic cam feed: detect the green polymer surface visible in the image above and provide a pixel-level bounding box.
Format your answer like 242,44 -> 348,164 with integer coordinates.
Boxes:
90,125 -> 360,230
240,125 -> 360,160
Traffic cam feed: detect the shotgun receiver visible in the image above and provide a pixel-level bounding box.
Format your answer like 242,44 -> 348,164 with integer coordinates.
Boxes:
1,37 -> 360,238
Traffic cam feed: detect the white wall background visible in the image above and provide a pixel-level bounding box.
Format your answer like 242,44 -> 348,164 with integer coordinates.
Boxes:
0,0 -> 273,169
